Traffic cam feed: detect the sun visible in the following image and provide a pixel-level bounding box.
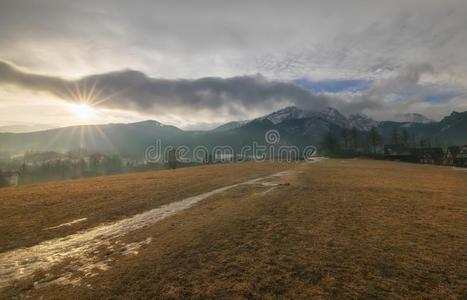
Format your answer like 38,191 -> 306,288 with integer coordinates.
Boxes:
68,103 -> 97,120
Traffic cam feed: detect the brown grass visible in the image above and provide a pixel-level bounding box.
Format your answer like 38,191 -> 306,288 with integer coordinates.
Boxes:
0,161 -> 291,252
2,159 -> 467,299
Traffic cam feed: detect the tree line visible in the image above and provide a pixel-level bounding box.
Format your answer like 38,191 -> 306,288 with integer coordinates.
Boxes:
320,126 -> 384,155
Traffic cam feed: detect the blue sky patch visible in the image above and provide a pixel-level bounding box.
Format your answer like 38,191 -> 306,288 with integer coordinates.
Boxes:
295,78 -> 465,105
423,92 -> 461,103
294,78 -> 372,93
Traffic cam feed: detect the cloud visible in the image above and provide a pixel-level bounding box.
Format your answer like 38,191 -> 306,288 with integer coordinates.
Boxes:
2,59 -> 467,125
367,63 -> 434,96
295,79 -> 372,93
328,64 -> 467,120
0,60 -> 330,117
1,0 -> 467,84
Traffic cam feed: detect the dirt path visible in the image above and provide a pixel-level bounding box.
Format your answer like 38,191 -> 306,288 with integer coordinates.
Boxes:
0,159 -> 324,289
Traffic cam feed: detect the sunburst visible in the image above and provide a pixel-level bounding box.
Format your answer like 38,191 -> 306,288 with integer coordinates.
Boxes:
53,77 -> 125,156
68,103 -> 97,120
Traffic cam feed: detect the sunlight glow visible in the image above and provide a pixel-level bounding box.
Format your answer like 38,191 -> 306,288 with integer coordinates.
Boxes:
68,103 -> 97,120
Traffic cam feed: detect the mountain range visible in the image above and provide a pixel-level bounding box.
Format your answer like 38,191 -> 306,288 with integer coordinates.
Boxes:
1,106 -> 466,158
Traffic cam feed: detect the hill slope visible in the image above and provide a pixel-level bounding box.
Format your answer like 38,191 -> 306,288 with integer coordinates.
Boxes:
1,108 -> 467,157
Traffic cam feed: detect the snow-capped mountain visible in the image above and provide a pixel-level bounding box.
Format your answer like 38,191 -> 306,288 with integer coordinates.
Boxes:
308,107 -> 349,128
212,120 -> 249,132
393,113 -> 433,124
257,106 -> 350,127
214,106 -> 379,132
258,106 -> 309,124
254,106 -> 375,131
2,109 -> 467,156
348,114 -> 379,131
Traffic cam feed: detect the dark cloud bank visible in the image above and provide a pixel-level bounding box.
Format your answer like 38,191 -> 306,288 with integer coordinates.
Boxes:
0,60 -> 333,116
0,60 -> 447,120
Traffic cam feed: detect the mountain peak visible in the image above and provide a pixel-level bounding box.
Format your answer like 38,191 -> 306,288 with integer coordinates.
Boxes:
348,113 -> 378,131
440,110 -> 467,123
260,106 -> 306,124
394,113 -> 433,123
319,106 -> 345,118
212,120 -> 248,132
307,107 -> 348,128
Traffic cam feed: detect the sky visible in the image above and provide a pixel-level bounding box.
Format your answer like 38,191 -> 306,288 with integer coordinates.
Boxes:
0,0 -> 467,131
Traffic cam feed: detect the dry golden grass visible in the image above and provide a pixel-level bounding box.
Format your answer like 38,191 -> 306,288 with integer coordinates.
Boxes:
2,159 -> 467,299
0,162 -> 291,252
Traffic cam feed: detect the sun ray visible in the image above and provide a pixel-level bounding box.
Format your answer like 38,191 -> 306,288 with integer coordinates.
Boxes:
74,80 -> 84,103
79,125 -> 86,152
43,127 -> 68,151
93,125 -> 119,155
83,78 -> 88,104
66,126 -> 78,151
86,81 -> 107,107
87,78 -> 99,105
61,81 -> 81,104
91,84 -> 135,106
85,125 -> 98,152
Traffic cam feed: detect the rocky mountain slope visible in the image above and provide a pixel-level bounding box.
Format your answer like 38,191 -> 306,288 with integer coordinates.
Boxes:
1,107 -> 466,157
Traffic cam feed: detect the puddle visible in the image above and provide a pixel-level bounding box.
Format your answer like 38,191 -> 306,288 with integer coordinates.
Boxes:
0,169 -> 305,289
258,187 -> 276,195
119,237 -> 153,256
44,218 -> 88,230
307,157 -> 326,164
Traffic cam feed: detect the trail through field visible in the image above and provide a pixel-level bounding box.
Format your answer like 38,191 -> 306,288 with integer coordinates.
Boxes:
0,157 -> 324,289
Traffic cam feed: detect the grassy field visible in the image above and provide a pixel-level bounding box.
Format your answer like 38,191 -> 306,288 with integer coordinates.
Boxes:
1,159 -> 467,299
0,161 -> 291,252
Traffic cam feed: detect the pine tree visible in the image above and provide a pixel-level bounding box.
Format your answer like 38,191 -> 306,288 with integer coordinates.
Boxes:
351,127 -> 359,151
401,129 -> 409,145
391,128 -> 402,144
368,127 -> 382,154
321,132 -> 340,154
167,149 -> 177,169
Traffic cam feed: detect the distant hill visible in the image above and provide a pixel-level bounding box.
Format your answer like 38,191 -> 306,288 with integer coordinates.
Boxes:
393,113 -> 433,123
379,111 -> 467,146
0,124 -> 54,133
212,120 -> 249,132
0,121 -> 186,157
1,107 -> 466,157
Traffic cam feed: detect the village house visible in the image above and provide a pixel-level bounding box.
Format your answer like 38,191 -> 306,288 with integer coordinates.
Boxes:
411,148 -> 444,165
384,145 -> 445,165
0,171 -> 19,187
446,145 -> 467,167
383,144 -> 412,161
445,146 -> 460,165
